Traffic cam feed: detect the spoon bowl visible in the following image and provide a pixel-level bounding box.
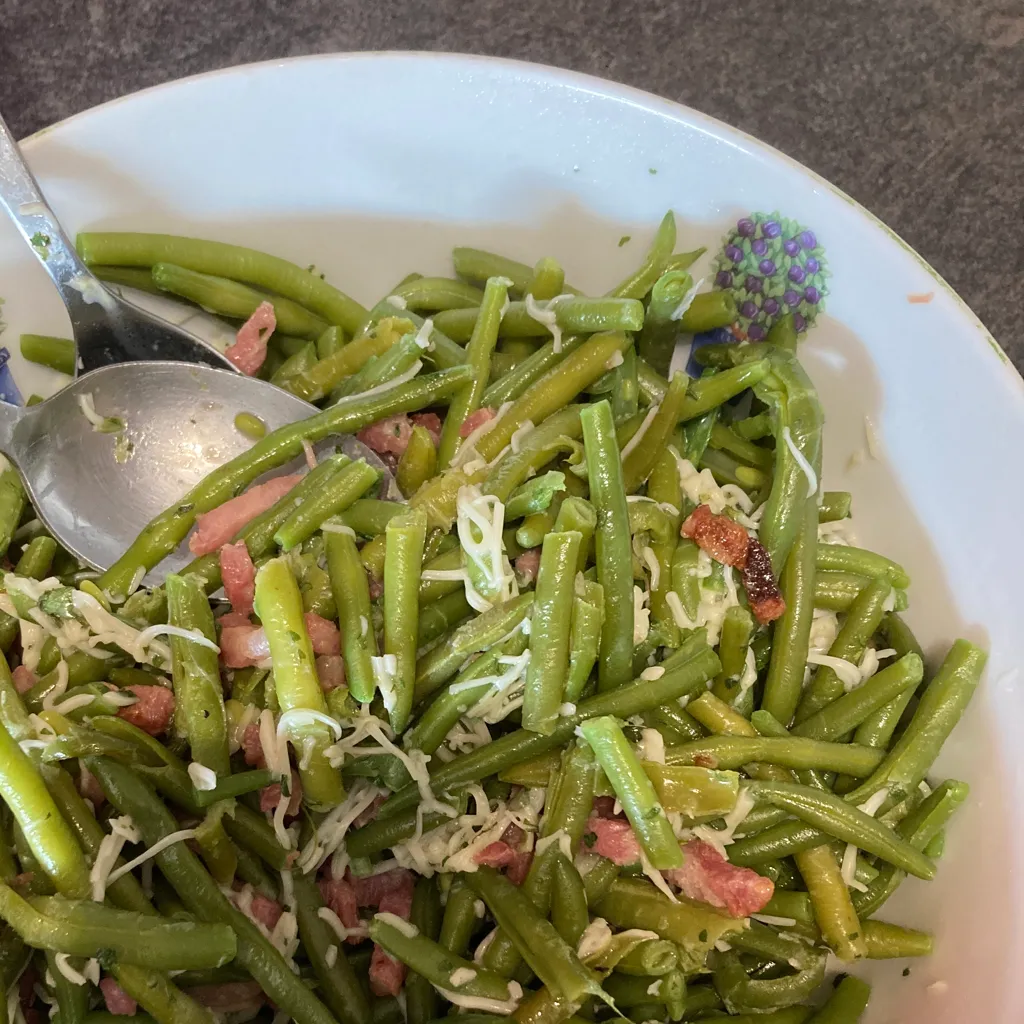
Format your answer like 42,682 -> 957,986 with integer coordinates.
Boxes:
4,361 -> 398,576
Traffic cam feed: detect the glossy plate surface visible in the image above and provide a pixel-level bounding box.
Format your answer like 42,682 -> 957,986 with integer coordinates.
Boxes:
0,53 -> 1020,1021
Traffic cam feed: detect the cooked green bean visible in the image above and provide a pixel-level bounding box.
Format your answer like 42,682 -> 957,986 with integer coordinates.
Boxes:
274,459 -> 379,551
523,531 -> 581,734
815,544 -> 910,589
397,426 -> 439,497
20,334 -> 75,376
326,529 -> 378,703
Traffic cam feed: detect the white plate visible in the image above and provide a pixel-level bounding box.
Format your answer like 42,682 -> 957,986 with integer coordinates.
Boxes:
2,53 -> 1022,1022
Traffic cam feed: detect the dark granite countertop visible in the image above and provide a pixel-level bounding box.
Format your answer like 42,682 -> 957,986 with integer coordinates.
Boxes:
1,0 -> 1021,365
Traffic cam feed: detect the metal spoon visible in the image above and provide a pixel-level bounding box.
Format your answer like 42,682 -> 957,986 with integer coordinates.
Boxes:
0,109 -> 235,372
1,361 -> 398,576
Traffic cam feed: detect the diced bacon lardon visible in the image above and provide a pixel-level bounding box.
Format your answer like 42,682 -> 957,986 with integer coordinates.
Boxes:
11,665 -> 35,695
460,406 -> 496,437
99,978 -> 137,1016
681,503 -> 751,568
742,537 -> 786,624
582,815 -> 642,865
241,722 -> 265,767
663,839 -> 775,918
220,612 -> 340,668
315,654 -> 347,692
116,684 -> 175,736
357,415 -> 414,457
249,893 -> 283,931
189,474 -> 302,556
411,412 -> 443,445
225,301 -> 276,376
220,541 -> 256,617
514,548 -> 541,584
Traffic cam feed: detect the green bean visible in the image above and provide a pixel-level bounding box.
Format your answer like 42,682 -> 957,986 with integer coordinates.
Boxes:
46,947 -> 89,1024
578,716 -> 681,868
506,472 -> 566,521
608,211 -> 676,299
709,422 -> 773,471
452,247 -> 538,297
405,630 -> 529,756
406,877 -> 444,1024
482,334 -> 588,407
193,769 -> 274,807
90,263 -> 162,293
793,843 -> 866,960
382,509 -> 427,733
700,447 -> 768,491
761,501 -> 818,726
636,271 -> 690,376
524,531 -> 582,734
806,974 -> 870,1022
432,297 -> 643,344
438,276 -> 510,467
110,964 -> 216,1024
370,642 -> 720,819
753,351 -> 823,575
665,736 -> 883,776
101,365 -> 472,596
675,361 -> 772,425
852,780 -> 968,918
292,872 -> 372,1024
713,947 -> 826,1015
475,334 -> 629,463
337,498 -> 407,538
14,535 -> 57,581
795,576 -> 893,724
564,579 -> 603,702
845,639 -> 985,811
603,968 -> 686,1012
164,573 -> 228,775
325,530 -> 378,704
711,605 -> 755,708
397,426 -> 439,497
641,764 -> 738,818
88,758 -> 338,1024
254,558 -> 343,808
151,263 -> 327,338
862,919 -> 932,959
595,878 -> 743,971
745,781 -> 935,878
818,492 -> 851,522
274,460 -> 379,551
0,886 -> 237,968
621,372 -> 690,493
345,798 -> 467,859
605,939 -> 678,977
0,721 -> 90,897
19,333 -> 75,375
77,232 -> 367,332
733,411 -> 774,441
417,589 -> 473,647
39,764 -> 153,914
790,653 -> 923,741
580,857 -> 619,908
815,545 -> 909,589
811,571 -> 870,612
580,400 -> 634,690
438,879 -> 480,957
641,704 -> 703,744
879,611 -> 924,661
528,257 -> 566,300
390,276 -> 485,312
465,866 -> 604,1005
361,300 -> 468,371
414,592 -> 534,701
541,741 -> 597,845
317,325 -> 345,359
0,465 -> 26,559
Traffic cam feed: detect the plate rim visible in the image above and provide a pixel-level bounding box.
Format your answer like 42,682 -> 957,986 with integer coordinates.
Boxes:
18,48 -> 1022,398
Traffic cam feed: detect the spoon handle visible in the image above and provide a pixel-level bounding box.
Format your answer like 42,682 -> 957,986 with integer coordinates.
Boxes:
0,110 -> 105,338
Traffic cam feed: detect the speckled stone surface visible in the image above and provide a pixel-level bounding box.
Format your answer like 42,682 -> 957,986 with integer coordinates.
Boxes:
1,0 -> 1021,365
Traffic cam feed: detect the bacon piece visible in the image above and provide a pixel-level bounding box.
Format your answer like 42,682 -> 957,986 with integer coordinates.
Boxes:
304,613 -> 341,655
591,796 -> 619,819
582,816 -> 642,865
225,301 -> 276,375
249,893 -> 283,931
369,887 -> 414,996
357,414 -> 414,457
369,945 -> 407,997
190,474 -> 303,556
100,978 -> 138,1016
352,793 -> 386,830
319,875 -> 362,942
260,772 -> 302,816
78,765 -> 106,807
459,406 -> 496,438
368,572 -> 384,601
474,842 -> 515,868
220,612 -> 340,668
514,548 -> 541,584
352,868 -> 415,910
741,537 -> 786,624
500,823 -> 526,848
13,872 -> 34,890
680,503 -> 750,568
664,840 -> 774,918
11,665 -> 35,695
220,541 -> 256,617
506,850 -> 533,886
185,982 -> 264,1014
241,722 -> 265,767
411,412 -> 443,446
218,610 -> 253,628
316,654 -> 347,692
117,685 -> 175,736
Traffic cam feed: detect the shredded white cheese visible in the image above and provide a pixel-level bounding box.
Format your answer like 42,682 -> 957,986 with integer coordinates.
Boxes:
639,728 -> 666,765
782,426 -> 817,499
620,404 -> 660,462
375,912 -> 419,938
456,485 -> 516,613
448,967 -> 478,987
106,829 -> 197,887
806,652 -> 862,690
669,277 -> 704,321
524,294 -> 572,353
435,983 -> 522,1015
633,586 -> 651,644
188,762 -> 218,791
